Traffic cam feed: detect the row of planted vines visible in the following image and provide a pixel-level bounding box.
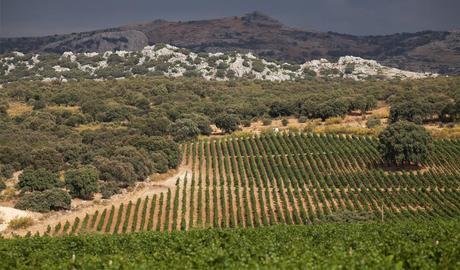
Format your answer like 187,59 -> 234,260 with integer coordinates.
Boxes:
42,133 -> 460,236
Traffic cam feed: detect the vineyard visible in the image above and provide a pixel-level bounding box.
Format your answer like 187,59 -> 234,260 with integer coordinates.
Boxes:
2,220 -> 459,269
38,133 -> 460,236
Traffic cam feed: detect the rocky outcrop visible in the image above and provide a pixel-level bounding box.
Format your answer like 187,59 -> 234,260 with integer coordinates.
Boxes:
0,44 -> 437,84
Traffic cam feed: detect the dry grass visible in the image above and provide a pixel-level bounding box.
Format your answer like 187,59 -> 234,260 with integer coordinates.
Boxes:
371,106 -> 390,119
426,125 -> 460,139
74,123 -> 103,132
0,187 -> 17,201
314,124 -> 380,136
325,116 -> 343,125
6,102 -> 32,117
46,105 -> 81,112
8,216 -> 34,230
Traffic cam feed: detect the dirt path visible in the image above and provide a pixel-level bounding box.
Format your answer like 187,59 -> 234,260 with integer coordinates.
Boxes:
3,163 -> 191,237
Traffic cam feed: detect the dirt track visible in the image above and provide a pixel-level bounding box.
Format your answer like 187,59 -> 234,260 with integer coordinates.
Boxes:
1,165 -> 191,237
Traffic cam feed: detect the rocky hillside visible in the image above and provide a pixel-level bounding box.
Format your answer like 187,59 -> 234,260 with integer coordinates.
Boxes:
1,12 -> 459,74
0,44 -> 436,84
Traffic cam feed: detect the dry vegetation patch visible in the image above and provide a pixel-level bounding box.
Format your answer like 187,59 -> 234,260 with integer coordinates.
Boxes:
8,216 -> 34,230
6,102 -> 33,117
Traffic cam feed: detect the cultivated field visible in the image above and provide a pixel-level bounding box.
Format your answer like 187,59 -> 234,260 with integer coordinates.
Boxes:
29,132 -> 460,236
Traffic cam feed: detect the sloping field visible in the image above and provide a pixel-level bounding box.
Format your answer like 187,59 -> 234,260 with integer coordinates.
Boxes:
36,133 -> 460,236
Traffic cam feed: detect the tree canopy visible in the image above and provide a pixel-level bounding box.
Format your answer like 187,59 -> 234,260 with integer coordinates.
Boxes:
65,166 -> 99,200
378,121 -> 432,166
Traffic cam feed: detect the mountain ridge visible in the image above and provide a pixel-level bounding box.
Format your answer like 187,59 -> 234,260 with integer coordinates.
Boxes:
1,12 -> 459,74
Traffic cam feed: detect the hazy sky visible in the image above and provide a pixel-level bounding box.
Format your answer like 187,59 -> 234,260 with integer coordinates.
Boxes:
1,0 -> 459,37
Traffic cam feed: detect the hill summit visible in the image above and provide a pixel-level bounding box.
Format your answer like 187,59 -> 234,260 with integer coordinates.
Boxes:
1,12 -> 460,74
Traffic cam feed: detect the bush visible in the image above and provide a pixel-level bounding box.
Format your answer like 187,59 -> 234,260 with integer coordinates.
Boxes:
241,120 -> 251,127
100,182 -> 121,199
0,179 -> 6,191
298,116 -> 308,123
8,217 -> 34,230
281,119 -> 289,126
366,117 -> 381,128
262,119 -> 272,126
15,189 -> 71,212
252,59 -> 265,73
29,147 -> 64,172
169,118 -> 201,142
94,157 -> 138,186
17,168 -> 61,192
215,114 -> 240,134
65,166 -> 99,200
32,99 -> 46,110
113,147 -> 155,181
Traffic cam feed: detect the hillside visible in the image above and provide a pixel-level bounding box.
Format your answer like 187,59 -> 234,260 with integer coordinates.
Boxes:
12,133 -> 460,237
1,12 -> 460,74
0,44 -> 437,83
1,76 -> 459,238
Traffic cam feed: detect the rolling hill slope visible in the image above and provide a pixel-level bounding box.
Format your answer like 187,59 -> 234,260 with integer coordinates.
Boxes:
20,133 -> 460,237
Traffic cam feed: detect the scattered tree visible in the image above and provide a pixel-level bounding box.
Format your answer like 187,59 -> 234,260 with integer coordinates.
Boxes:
65,166 -> 99,200
15,189 -> 71,212
17,168 -> 61,192
378,121 -> 432,166
215,114 -> 240,134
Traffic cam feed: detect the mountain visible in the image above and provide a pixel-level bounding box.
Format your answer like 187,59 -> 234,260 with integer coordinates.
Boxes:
1,12 -> 460,74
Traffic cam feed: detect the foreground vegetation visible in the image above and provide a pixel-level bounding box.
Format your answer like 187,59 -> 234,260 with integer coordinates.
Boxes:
1,219 -> 459,269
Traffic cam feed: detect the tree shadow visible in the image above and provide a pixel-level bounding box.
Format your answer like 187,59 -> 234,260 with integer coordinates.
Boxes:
368,162 -> 428,173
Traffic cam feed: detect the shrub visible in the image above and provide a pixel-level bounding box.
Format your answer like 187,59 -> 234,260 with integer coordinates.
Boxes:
17,168 -> 61,192
281,119 -> 289,126
215,114 -> 240,134
0,100 -> 9,116
252,59 -> 265,73
100,182 -> 121,199
366,117 -> 381,128
32,99 -> 46,110
8,217 -> 34,230
0,179 -> 6,191
113,147 -> 155,181
262,119 -> 272,126
94,157 -> 137,186
65,166 -> 99,200
15,189 -> 71,212
298,116 -> 308,123
241,120 -> 251,127
169,119 -> 201,142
